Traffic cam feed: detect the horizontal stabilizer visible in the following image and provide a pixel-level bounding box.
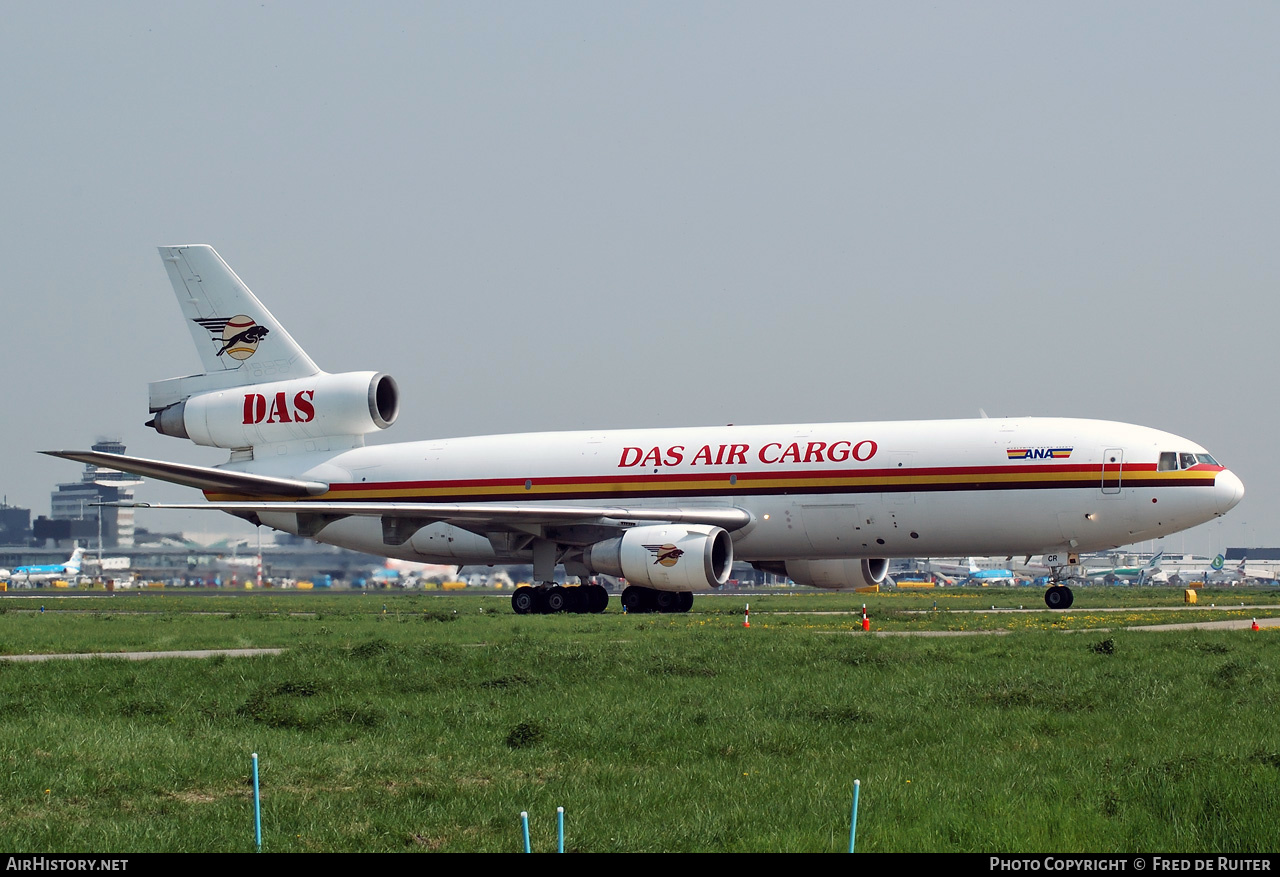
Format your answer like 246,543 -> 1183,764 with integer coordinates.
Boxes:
40,451 -> 328,497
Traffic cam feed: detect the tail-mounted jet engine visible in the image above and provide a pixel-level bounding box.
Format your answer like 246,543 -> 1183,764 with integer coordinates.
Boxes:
583,524 -> 733,591
148,371 -> 399,449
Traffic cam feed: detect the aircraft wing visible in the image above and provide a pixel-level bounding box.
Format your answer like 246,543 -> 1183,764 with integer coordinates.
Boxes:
109,500 -> 753,545
114,501 -> 751,529
41,450 -> 328,497
43,449 -> 751,543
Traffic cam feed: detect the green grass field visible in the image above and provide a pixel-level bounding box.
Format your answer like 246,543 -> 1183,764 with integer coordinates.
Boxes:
0,588 -> 1277,852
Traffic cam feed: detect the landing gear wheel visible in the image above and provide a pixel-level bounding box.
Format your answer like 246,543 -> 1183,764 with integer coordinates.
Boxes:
512,588 -> 537,615
621,585 -> 653,613
1045,585 -> 1075,610
564,586 -> 588,614
654,590 -> 679,613
587,584 -> 609,613
546,586 -> 569,613
676,591 -> 694,613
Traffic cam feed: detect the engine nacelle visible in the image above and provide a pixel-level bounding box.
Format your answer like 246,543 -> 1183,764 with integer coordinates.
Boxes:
778,558 -> 889,590
583,524 -> 733,592
149,371 -> 399,449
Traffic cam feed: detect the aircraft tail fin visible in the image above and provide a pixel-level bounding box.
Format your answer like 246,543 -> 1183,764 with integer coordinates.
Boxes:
144,247 -> 400,449
158,245 -> 320,383
65,547 -> 85,575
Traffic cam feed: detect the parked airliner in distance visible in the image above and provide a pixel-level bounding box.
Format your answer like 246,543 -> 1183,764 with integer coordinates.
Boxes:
1235,556 -> 1277,584
45,246 -> 1245,612
1081,550 -> 1165,585
919,557 -> 1020,585
963,558 -> 1019,586
3,547 -> 86,586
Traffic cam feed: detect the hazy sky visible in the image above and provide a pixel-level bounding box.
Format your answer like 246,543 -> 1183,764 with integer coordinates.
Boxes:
3,2 -> 1276,555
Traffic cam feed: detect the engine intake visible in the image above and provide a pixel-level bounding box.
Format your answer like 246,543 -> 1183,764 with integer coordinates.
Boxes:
149,371 -> 399,449
583,524 -> 733,592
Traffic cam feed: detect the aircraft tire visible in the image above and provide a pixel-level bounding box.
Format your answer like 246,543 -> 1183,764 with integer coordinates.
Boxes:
588,584 -> 609,613
676,591 -> 694,613
1044,586 -> 1073,610
546,586 -> 569,613
621,585 -> 652,613
512,588 -> 537,615
654,590 -> 679,613
564,586 -> 588,614
532,587 -> 552,614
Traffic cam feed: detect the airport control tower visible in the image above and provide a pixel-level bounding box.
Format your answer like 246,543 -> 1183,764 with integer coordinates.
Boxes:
49,438 -> 143,548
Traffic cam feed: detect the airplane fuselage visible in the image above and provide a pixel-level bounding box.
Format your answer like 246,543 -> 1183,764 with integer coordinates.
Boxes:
7,569 -> 68,584
225,416 -> 1243,568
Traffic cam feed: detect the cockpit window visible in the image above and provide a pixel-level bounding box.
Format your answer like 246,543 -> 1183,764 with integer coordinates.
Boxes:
1160,451 -> 1219,470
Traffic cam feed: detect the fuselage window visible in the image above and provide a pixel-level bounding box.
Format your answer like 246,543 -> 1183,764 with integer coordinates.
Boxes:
1195,453 -> 1220,466
1180,452 -> 1198,469
1158,452 -> 1177,471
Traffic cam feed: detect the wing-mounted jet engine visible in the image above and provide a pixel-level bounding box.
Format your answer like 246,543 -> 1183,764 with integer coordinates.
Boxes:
581,523 -> 733,614
752,558 -> 889,590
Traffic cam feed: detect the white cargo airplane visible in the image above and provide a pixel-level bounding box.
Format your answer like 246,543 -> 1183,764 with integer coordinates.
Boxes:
45,246 -> 1245,613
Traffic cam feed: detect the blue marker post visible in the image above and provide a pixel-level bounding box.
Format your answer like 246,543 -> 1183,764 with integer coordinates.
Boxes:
252,753 -> 262,851
557,806 -> 564,853
521,811 -> 531,853
848,779 -> 860,853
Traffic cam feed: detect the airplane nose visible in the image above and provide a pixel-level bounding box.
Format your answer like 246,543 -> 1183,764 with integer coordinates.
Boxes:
1215,470 -> 1245,515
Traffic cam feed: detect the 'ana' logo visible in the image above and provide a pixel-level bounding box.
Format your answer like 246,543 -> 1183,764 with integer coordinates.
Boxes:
644,544 -> 684,567
193,315 -> 270,361
1006,447 -> 1073,461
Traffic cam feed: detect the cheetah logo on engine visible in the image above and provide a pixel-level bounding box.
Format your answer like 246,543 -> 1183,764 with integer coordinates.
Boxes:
193,315 -> 270,362
644,543 -> 684,567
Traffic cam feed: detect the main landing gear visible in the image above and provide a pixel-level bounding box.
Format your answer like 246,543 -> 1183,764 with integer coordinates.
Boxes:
511,583 -> 610,615
620,586 -> 694,614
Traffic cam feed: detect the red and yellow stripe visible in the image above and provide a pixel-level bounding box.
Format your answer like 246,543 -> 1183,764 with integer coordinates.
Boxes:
204,463 -> 1223,504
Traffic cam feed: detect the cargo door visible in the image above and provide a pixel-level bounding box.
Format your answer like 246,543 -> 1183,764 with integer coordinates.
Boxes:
1101,448 -> 1123,496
